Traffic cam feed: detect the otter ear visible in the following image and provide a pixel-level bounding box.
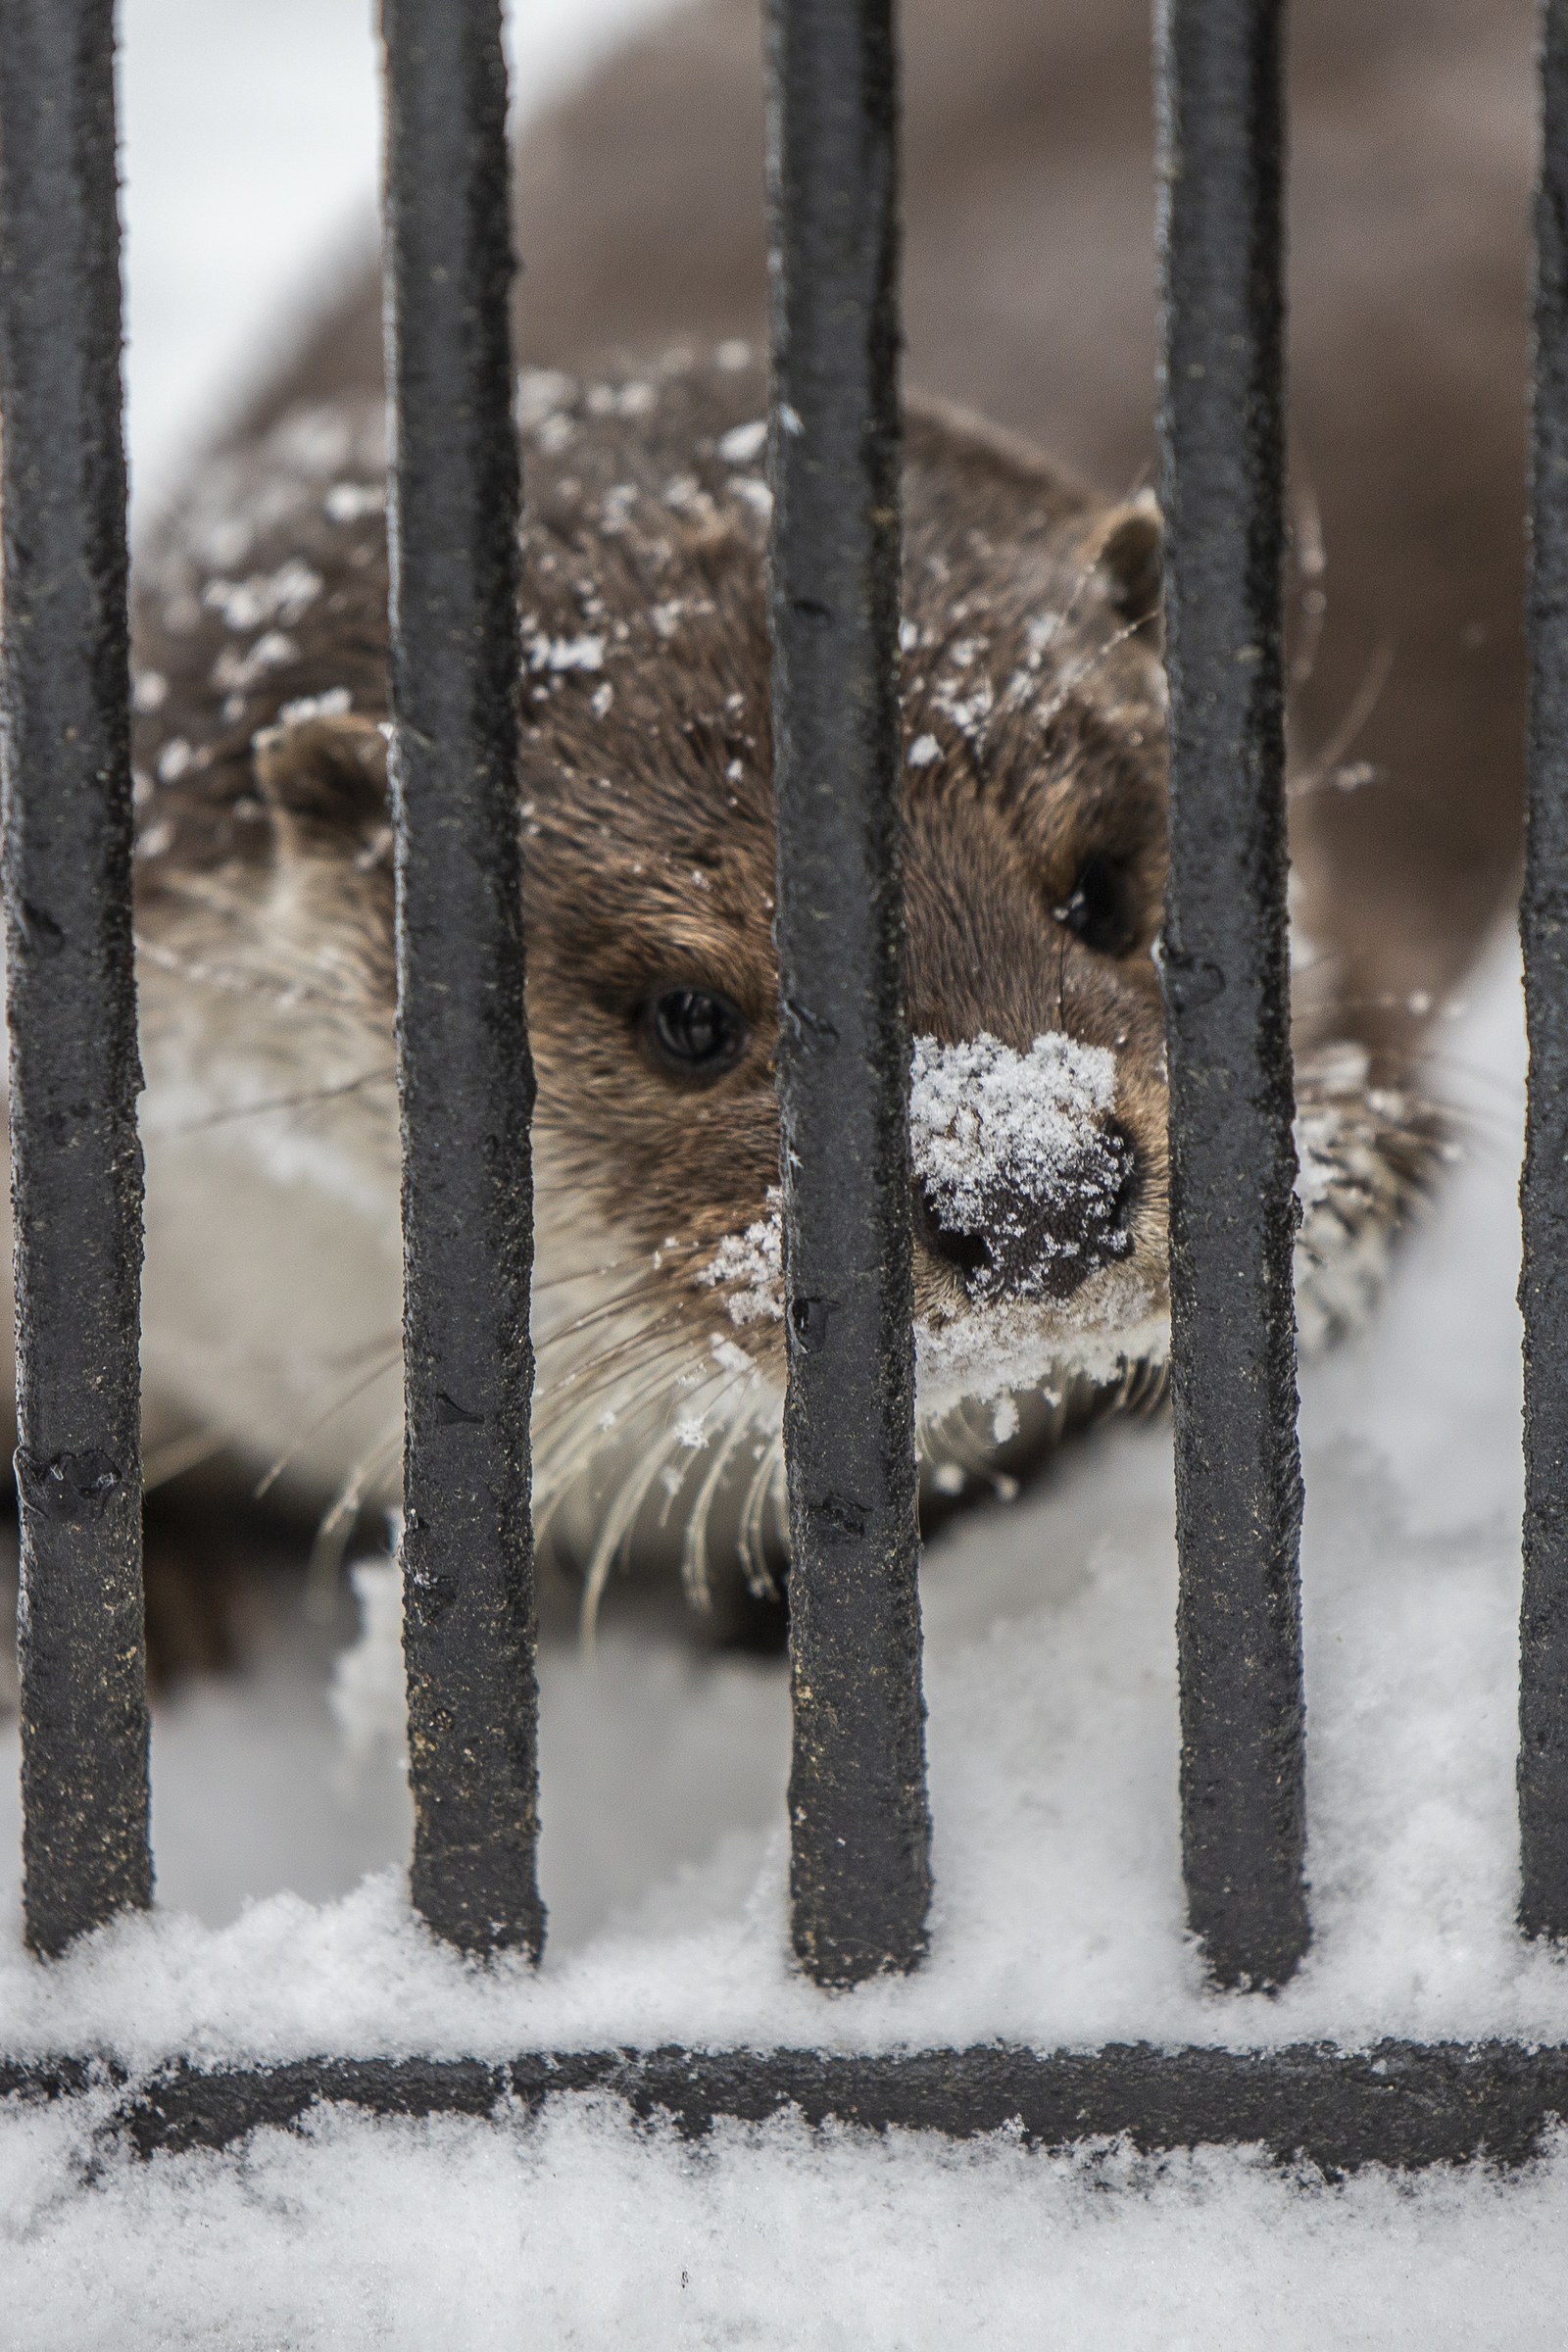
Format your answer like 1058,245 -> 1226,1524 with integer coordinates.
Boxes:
1085,491 -> 1163,633
253,712 -> 391,861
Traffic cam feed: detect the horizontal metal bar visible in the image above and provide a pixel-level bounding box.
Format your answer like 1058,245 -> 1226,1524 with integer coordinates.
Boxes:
1155,0 -> 1307,1989
764,0 -> 932,1988
6,2039 -> 1566,2174
1520,0 -> 1568,1939
381,0 -> 544,1958
0,0 -> 151,1956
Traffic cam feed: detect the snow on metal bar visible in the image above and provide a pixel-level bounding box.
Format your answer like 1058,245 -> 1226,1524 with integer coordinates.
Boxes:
0,0 -> 152,1957
381,0 -> 544,1957
764,0 -> 933,1984
1520,0 -> 1568,1939
1155,0 -> 1307,1988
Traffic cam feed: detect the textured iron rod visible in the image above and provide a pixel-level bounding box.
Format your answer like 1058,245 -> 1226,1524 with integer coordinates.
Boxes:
0,0 -> 151,1957
11,2038 -> 1568,2176
382,0 -> 544,1957
1155,0 -> 1307,1988
1520,0 -> 1568,1938
765,0 -> 931,1985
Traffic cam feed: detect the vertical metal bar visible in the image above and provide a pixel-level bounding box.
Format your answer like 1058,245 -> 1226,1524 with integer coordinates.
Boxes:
0,0 -> 151,1955
1520,0 -> 1568,1938
1155,0 -> 1307,1988
382,0 -> 544,1957
765,0 -> 931,1985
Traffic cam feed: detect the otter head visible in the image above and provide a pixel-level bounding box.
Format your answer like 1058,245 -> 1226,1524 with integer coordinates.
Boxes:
130,351 -> 1175,1608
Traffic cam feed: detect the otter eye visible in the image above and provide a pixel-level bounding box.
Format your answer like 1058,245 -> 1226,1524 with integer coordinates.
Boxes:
1054,854 -> 1132,957
640,987 -> 750,1079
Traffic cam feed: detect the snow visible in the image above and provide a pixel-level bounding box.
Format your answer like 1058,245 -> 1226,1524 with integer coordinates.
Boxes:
699,1185 -> 785,1323
9,2098 -> 1568,2351
908,1029 -> 1125,1296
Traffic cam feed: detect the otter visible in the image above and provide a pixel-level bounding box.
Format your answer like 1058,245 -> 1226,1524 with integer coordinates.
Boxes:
4,0 -> 1518,1659
124,344 -> 1437,1639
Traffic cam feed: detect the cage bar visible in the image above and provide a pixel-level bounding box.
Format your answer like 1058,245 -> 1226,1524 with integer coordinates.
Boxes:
1520,0 -> 1568,1938
13,2036 -> 1568,2175
0,0 -> 152,1958
1154,0 -> 1307,1988
764,0 -> 931,1985
763,0 -> 930,1985
381,0 -> 544,1957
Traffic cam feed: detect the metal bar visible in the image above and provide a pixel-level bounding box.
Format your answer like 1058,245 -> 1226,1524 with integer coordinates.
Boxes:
1520,0 -> 1568,1939
764,0 -> 931,1987
1155,0 -> 1306,1988
0,0 -> 151,1956
7,2038 -> 1568,2174
381,0 -> 544,1957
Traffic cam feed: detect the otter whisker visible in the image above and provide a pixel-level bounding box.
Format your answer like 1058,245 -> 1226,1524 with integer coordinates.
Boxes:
531,1327 -> 706,1437
164,1064 -> 396,1139
534,1288 -> 698,1357
304,1424 -> 403,1623
253,1348 -> 402,1498
1289,640 -> 1396,798
142,1423 -> 238,1491
679,1390 -> 767,1609
1287,474 -> 1329,697
529,1251 -> 690,1298
578,1417 -> 695,1652
136,932 -> 365,1014
532,1340 -> 711,1482
738,1431 -> 786,1598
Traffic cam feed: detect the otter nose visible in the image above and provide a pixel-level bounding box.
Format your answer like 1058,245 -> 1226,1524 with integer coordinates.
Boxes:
915,1123 -> 1136,1302
909,1032 -> 1137,1304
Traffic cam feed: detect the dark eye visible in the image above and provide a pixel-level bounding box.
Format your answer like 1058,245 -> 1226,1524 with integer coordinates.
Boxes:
640,987 -> 750,1080
1054,854 -> 1132,957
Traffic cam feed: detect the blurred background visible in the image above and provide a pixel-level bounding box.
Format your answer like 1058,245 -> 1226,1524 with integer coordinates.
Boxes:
120,0 -> 680,512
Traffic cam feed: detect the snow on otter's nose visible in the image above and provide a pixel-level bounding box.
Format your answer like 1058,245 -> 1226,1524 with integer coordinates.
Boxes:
909,1032 -> 1133,1302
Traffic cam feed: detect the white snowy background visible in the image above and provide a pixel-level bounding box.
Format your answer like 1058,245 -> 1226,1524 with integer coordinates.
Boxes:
1,0 -> 1563,2342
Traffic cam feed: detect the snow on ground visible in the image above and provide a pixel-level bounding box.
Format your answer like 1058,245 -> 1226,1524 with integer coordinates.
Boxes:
0,0 -> 1559,2340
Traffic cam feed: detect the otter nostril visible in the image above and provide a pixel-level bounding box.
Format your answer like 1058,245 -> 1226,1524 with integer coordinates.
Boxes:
914,1183 -> 992,1280
1103,1121 -> 1140,1240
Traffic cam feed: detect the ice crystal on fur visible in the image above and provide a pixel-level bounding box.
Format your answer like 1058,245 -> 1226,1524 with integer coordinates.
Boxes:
698,1189 -> 784,1324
